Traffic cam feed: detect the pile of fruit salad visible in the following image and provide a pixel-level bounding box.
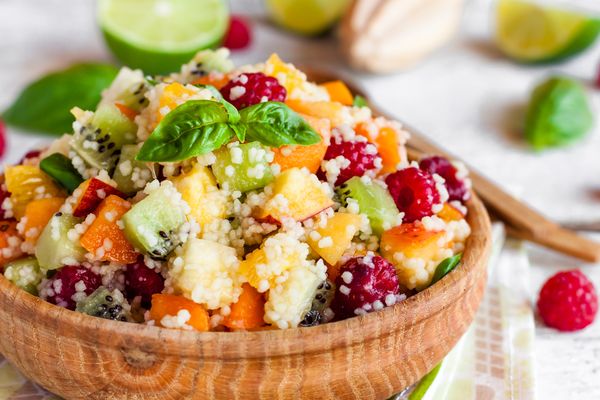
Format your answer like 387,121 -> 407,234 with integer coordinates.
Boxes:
0,49 -> 471,331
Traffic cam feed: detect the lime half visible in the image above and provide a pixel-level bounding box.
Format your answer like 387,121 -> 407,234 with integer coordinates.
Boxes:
265,0 -> 350,36
98,0 -> 229,74
496,0 -> 600,63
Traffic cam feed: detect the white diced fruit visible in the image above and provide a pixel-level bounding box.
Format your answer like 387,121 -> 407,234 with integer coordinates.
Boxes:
169,238 -> 243,310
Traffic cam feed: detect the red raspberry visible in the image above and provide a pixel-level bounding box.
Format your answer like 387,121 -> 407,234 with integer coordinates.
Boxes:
537,270 -> 598,332
223,16 -> 252,50
43,265 -> 102,310
318,138 -> 381,186
419,156 -> 470,203
385,167 -> 440,223
0,119 -> 6,159
220,72 -> 286,109
124,257 -> 165,308
19,149 -> 42,165
330,255 -> 400,320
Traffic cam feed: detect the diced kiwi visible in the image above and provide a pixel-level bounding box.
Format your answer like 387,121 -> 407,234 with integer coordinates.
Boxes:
212,142 -> 274,193
122,185 -> 187,259
4,256 -> 44,294
337,177 -> 400,236
76,287 -> 131,322
186,49 -> 234,79
35,213 -> 86,271
71,104 -> 137,173
100,67 -> 150,111
311,279 -> 336,314
112,144 -> 155,196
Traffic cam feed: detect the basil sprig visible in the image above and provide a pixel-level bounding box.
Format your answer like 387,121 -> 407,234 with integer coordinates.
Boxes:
136,100 -> 321,162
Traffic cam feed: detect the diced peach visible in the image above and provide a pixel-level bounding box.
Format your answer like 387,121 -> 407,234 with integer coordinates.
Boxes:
438,203 -> 464,222
271,114 -> 331,173
4,165 -> 66,219
157,82 -> 198,123
114,102 -> 138,121
380,223 -> 445,262
0,220 -> 23,267
150,294 -> 210,332
222,283 -> 265,330
73,178 -> 124,218
259,168 -> 333,222
79,195 -> 138,264
321,80 -> 353,106
285,100 -> 345,127
307,213 -> 362,266
355,121 -> 406,173
264,53 -> 305,95
22,197 -> 65,245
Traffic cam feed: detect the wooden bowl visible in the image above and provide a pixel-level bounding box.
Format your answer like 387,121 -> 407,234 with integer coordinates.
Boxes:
0,69 -> 492,399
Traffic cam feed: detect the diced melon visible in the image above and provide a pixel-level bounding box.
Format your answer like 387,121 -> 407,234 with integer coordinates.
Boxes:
306,213 -> 362,265
168,238 -> 242,310
259,168 -> 333,222
35,213 -> 86,271
172,164 -> 227,226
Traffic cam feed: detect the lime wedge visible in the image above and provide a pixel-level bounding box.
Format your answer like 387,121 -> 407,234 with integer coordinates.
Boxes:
98,0 -> 229,74
265,0 -> 350,36
496,0 -> 600,63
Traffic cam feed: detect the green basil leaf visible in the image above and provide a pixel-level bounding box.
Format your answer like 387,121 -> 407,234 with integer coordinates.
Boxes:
136,100 -> 239,162
240,102 -> 321,147
353,95 -> 368,108
2,63 -> 119,136
430,254 -> 462,285
39,153 -> 84,193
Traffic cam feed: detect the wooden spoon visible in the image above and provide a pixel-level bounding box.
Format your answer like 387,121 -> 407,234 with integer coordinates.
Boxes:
303,67 -> 600,262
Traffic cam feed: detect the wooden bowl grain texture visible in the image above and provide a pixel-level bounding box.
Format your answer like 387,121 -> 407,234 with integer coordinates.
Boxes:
0,193 -> 490,400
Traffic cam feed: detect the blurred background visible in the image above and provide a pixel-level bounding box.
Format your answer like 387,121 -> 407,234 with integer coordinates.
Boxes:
1,0 -> 600,398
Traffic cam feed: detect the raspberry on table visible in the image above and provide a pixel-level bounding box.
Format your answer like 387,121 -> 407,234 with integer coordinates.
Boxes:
318,138 -> 381,186
124,257 -> 165,308
223,16 -> 252,50
42,265 -> 102,310
220,72 -> 286,109
419,156 -> 470,203
330,255 -> 401,320
385,167 -> 441,223
537,269 -> 598,332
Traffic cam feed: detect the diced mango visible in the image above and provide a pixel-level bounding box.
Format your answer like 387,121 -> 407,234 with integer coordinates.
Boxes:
22,197 -> 65,245
356,121 -> 406,173
264,53 -> 305,95
259,168 -> 333,222
4,166 -> 65,219
321,80 -> 354,106
438,203 -> 464,222
271,114 -> 331,173
172,164 -> 227,226
157,82 -> 198,122
307,213 -> 362,266
79,195 -> 138,264
150,294 -> 210,332
190,74 -> 229,90
285,100 -> 345,127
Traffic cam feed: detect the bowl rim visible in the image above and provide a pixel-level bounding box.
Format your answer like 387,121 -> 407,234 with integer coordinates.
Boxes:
0,192 -> 491,359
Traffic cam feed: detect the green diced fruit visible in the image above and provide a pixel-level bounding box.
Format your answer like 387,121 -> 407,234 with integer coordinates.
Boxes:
186,48 -> 234,76
4,257 -> 44,295
35,213 -> 86,271
76,287 -> 131,322
71,103 -> 137,173
100,67 -> 150,111
112,144 -> 155,195
122,184 -> 187,259
212,142 -> 274,193
337,177 -> 400,236
39,153 -> 84,193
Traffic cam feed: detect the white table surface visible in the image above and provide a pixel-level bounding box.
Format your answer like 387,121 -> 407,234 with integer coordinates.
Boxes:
1,0 -> 600,398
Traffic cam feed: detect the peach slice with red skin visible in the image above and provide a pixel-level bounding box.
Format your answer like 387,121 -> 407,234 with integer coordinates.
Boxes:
73,178 -> 124,218
259,167 -> 334,222
380,223 -> 445,264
